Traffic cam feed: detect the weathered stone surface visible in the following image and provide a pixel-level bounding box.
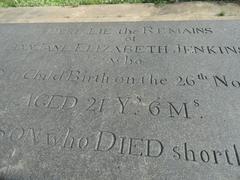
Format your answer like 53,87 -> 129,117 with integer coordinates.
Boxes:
0,21 -> 240,180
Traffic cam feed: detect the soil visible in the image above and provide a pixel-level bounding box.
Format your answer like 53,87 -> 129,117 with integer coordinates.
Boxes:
0,1 -> 240,23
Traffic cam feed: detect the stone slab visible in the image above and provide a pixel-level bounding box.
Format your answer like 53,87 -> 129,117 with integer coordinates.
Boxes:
0,21 -> 240,180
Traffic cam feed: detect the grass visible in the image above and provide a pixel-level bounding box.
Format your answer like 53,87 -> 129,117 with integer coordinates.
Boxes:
217,11 -> 225,16
0,0 -> 170,7
0,0 -> 163,7
0,0 -> 238,7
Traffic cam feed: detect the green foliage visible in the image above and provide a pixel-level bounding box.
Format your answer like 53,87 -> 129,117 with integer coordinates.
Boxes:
142,0 -> 166,4
0,0 -> 238,7
0,0 -> 17,7
217,11 -> 225,16
0,0 -> 143,7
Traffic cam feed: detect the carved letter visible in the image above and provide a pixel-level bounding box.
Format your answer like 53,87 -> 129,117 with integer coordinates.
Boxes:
95,131 -> 116,152
118,97 -> 130,114
61,96 -> 78,110
145,139 -> 164,157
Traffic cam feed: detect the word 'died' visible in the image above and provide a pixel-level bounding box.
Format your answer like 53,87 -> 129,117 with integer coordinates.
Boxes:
95,131 -> 164,157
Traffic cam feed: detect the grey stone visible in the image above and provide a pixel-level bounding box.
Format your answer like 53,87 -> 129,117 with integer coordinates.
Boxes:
0,21 -> 240,180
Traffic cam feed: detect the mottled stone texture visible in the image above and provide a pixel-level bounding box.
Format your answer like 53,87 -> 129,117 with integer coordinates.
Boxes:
0,21 -> 240,180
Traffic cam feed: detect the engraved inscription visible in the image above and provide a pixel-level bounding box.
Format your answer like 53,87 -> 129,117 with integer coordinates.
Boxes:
1,126 -> 240,169
0,21 -> 239,179
25,93 -> 199,120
